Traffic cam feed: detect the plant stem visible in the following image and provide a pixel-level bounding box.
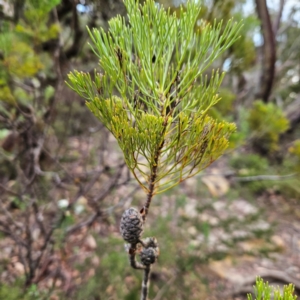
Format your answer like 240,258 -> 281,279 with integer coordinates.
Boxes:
144,122 -> 168,219
144,160 -> 160,217
141,265 -> 151,300
129,244 -> 146,270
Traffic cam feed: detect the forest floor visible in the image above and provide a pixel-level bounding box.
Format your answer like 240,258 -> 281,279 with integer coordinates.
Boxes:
209,191 -> 300,299
1,132 -> 300,299
138,154 -> 300,299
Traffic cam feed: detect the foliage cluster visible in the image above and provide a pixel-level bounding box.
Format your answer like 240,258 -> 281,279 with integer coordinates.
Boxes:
248,277 -> 297,300
0,0 -> 58,106
209,87 -> 236,120
248,101 -> 290,153
68,0 -> 241,196
288,140 -> 300,172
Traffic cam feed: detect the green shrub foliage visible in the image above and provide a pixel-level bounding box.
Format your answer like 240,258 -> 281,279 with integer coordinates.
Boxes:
248,100 -> 290,153
68,0 -> 242,195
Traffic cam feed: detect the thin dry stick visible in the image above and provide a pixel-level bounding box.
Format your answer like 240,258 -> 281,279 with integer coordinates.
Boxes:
0,183 -> 19,196
232,173 -> 297,182
153,274 -> 176,300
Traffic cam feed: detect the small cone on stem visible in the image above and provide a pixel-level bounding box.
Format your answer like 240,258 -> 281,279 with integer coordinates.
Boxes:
120,207 -> 144,244
140,247 -> 159,266
140,237 -> 160,266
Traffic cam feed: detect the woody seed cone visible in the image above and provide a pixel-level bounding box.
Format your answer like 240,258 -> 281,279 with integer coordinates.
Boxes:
120,207 -> 144,244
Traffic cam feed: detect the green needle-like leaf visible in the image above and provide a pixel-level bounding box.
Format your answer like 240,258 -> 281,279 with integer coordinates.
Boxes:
67,0 -> 242,194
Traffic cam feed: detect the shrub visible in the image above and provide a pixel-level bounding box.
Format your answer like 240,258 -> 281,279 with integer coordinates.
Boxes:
248,100 -> 289,153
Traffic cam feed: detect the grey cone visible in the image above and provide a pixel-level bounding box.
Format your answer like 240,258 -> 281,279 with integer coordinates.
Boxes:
120,207 -> 144,244
140,247 -> 159,266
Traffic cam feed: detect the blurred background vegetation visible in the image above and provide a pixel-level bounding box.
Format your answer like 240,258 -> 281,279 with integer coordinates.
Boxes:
0,0 -> 300,299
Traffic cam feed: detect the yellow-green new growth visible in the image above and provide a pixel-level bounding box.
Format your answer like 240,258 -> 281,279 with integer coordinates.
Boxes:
247,277 -> 297,300
67,0 -> 242,196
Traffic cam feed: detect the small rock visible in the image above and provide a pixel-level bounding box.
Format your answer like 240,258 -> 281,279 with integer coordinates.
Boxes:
214,244 -> 229,253
0,246 -> 12,260
231,230 -> 251,240
187,226 -> 198,236
190,239 -> 202,247
182,176 -> 198,195
32,227 -> 41,241
14,262 -> 25,275
91,255 -> 100,266
239,238 -> 266,252
87,268 -> 95,278
182,198 -> 198,218
248,220 -> 270,232
271,235 -> 286,251
85,235 -> 97,250
55,279 -> 62,288
57,199 -> 69,209
228,199 -> 258,219
201,170 -> 229,197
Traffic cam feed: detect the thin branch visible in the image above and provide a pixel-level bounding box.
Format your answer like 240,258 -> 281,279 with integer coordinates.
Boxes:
144,123 -> 168,219
65,211 -> 100,235
0,200 -> 24,231
0,183 -> 20,196
41,146 -> 77,183
32,213 -> 65,284
25,207 -> 34,286
0,221 -> 27,247
103,184 -> 139,214
273,0 -> 285,36
232,173 -> 297,182
153,273 -> 176,300
0,221 -> 29,279
255,0 -> 276,102
51,7 -> 63,81
65,163 -> 129,235
63,0 -> 83,60
141,266 -> 151,300
90,162 -> 127,203
32,202 -> 47,237
66,184 -> 139,235
13,0 -> 25,23
128,244 -> 146,270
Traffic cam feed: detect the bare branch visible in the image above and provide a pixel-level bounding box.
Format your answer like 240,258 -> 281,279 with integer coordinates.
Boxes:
232,173 -> 297,182
255,0 -> 276,102
273,0 -> 285,36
